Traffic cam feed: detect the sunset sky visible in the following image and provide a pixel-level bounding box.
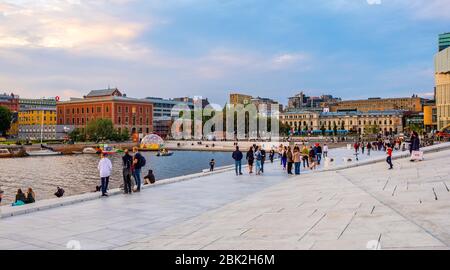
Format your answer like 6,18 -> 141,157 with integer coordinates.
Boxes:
1,0 -> 449,105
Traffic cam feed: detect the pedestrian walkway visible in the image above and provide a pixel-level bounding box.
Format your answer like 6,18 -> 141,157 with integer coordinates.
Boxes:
120,148 -> 450,250
0,145 -> 448,249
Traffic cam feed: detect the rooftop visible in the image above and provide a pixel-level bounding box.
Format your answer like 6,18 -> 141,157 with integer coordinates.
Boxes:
85,88 -> 122,98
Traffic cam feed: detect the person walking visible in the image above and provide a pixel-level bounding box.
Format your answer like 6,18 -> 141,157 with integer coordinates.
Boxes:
122,149 -> 133,194
246,147 -> 254,174
278,145 -> 284,165
354,142 -> 360,154
315,144 -> 322,165
323,143 -> 329,158
301,145 -> 309,168
269,149 -> 275,163
281,147 -> 288,170
260,148 -> 266,173
287,146 -> 294,175
367,141 -> 372,156
361,142 -> 365,154
132,147 -> 146,192
386,144 -> 393,170
309,146 -> 317,170
209,159 -> 215,171
293,146 -> 301,175
410,131 -> 421,153
98,152 -> 112,197
254,147 -> 262,175
232,146 -> 243,176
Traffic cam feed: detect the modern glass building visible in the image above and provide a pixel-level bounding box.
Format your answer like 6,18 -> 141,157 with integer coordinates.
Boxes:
435,43 -> 450,130
439,32 -> 450,52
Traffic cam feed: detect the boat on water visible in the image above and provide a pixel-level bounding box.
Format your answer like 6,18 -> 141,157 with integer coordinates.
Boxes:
156,149 -> 173,157
99,144 -> 123,155
0,149 -> 12,158
27,149 -> 62,156
82,147 -> 98,154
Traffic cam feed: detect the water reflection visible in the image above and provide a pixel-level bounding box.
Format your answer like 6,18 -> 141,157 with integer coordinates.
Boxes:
0,151 -> 233,204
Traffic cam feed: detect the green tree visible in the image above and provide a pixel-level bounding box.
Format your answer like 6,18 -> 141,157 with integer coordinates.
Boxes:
86,118 -> 114,142
0,106 -> 12,137
279,121 -> 291,136
120,128 -> 130,141
364,124 -> 379,135
69,128 -> 82,142
408,124 -> 423,135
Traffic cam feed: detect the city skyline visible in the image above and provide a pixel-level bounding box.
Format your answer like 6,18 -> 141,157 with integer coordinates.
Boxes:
1,0 -> 449,104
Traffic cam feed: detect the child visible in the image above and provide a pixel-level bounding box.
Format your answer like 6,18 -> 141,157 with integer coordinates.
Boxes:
209,159 -> 215,171
386,144 -> 393,170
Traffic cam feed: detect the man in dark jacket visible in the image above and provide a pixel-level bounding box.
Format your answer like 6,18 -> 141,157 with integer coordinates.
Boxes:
232,146 -> 243,176
122,149 -> 133,194
260,148 -> 266,173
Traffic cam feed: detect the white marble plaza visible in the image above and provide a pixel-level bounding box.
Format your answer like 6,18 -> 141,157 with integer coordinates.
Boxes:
1,144 -> 449,250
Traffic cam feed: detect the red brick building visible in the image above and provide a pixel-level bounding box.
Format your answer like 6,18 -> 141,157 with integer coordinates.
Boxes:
56,88 -> 153,136
0,93 -> 19,112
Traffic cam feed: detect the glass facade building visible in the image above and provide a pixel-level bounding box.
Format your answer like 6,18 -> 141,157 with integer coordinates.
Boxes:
439,32 -> 450,52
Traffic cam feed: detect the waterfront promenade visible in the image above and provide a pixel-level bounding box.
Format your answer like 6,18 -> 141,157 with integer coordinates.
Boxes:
1,144 -> 449,249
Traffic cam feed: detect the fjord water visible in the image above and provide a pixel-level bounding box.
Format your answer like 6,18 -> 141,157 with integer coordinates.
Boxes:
0,151 -> 233,204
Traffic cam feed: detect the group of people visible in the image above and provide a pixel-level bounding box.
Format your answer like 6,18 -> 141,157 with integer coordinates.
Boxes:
98,147 -> 154,197
230,143 -> 329,176
11,188 -> 35,206
279,143 -> 328,175
231,145 -> 274,176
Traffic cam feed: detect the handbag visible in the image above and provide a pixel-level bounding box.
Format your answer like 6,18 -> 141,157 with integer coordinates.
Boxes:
410,150 -> 423,161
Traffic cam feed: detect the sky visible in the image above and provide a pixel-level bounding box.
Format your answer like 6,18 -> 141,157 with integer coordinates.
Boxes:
0,0 -> 449,105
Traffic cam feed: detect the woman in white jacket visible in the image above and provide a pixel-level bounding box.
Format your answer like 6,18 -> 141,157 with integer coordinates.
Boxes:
98,153 -> 112,196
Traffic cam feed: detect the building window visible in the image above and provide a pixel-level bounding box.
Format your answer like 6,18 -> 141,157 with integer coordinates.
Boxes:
125,107 -> 129,113
118,117 -> 121,124
106,106 -> 109,113
87,107 -> 89,113
118,106 -> 122,113
82,108 -> 84,113
97,107 -> 101,113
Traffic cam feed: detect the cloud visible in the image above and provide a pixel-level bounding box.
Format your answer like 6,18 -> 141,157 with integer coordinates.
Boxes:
271,53 -> 310,70
367,0 -> 382,5
0,0 -> 149,59
398,0 -> 450,20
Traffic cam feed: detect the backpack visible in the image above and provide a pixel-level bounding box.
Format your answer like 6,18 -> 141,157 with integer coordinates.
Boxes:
138,154 -> 146,168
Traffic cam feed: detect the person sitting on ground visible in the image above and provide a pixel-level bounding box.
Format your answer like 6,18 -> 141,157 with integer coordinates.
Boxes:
54,186 -> 65,198
144,169 -> 156,185
13,189 -> 26,206
25,187 -> 35,204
